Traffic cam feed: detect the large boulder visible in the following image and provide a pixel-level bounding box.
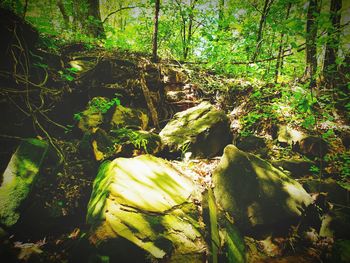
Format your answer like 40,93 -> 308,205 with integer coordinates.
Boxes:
0,139 -> 48,227
212,145 -> 313,230
159,101 -> 231,158
87,155 -> 205,262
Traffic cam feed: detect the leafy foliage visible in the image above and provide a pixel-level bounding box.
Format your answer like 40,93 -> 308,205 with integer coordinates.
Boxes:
111,128 -> 151,153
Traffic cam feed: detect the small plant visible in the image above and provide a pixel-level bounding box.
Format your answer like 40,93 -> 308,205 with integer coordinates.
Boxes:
59,67 -> 79,81
111,128 -> 150,153
180,141 -> 191,158
73,112 -> 82,121
310,165 -> 320,176
89,96 -> 121,114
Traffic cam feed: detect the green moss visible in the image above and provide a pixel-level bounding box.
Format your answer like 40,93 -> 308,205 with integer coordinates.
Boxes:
87,155 -> 205,260
213,145 -> 312,229
159,102 -> 231,158
0,139 -> 48,227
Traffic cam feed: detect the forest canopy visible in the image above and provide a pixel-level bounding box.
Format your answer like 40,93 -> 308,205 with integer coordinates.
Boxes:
1,0 -> 349,85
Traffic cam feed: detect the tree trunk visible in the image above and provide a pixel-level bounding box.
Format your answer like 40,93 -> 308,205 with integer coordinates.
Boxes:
152,0 -> 160,62
323,0 -> 342,87
57,0 -> 69,29
87,0 -> 105,38
305,0 -> 320,88
218,0 -> 224,29
252,0 -> 274,62
275,2 -> 292,83
175,0 -> 198,60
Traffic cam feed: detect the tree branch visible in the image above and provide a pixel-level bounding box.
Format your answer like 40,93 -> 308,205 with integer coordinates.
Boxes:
102,6 -> 142,24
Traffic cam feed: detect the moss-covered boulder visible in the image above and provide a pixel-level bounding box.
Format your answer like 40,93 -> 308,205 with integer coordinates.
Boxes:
78,97 -> 114,133
213,145 -> 312,230
0,139 -> 48,227
110,105 -> 149,130
159,101 -> 231,158
87,155 -> 205,262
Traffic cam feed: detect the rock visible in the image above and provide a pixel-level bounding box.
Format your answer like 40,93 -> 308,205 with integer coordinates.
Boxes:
213,145 -> 313,230
91,129 -> 115,161
319,209 -> 350,239
272,159 -> 314,178
68,59 -> 97,76
83,128 -> 163,161
87,155 -> 205,261
110,105 -> 149,130
294,136 -> 330,159
166,90 -> 187,102
0,139 -> 48,227
340,131 -> 350,149
159,101 -> 231,158
301,178 -> 349,206
111,129 -> 163,157
276,125 -> 305,146
77,97 -> 113,133
236,135 -> 266,152
163,67 -> 188,84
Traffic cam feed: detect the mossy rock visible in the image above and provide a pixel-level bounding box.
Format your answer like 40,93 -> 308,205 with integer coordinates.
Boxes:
159,101 -> 231,158
294,136 -> 330,159
87,155 -> 205,261
78,97 -> 114,133
272,159 -> 314,178
236,135 -> 266,152
276,125 -> 305,146
0,139 -> 48,227
301,178 -> 350,206
110,105 -> 149,130
213,145 -> 312,230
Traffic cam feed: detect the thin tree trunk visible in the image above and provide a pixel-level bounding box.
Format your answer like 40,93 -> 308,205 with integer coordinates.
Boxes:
175,0 -> 198,60
218,0 -> 224,29
22,0 -> 28,19
152,0 -> 160,62
275,2 -> 292,83
323,0 -> 342,87
305,0 -> 320,89
252,0 -> 274,62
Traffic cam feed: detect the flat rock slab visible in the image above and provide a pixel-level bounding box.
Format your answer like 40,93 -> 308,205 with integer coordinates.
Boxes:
0,139 -> 48,227
87,155 -> 205,261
